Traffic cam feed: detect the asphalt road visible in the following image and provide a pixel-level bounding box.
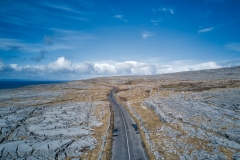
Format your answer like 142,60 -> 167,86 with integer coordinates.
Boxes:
108,88 -> 148,160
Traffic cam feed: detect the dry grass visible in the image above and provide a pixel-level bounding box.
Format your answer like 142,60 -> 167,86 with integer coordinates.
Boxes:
4,87 -> 111,108
117,100 -> 156,160
117,87 -> 150,101
54,79 -> 240,159
114,87 -> 129,93
2,82 -> 113,160
115,79 -> 224,159
85,75 -> 240,159
57,85 -> 113,159
150,87 -> 158,96
5,76 -> 240,159
159,80 -> 240,92
185,137 -> 212,154
115,84 -> 164,159
157,90 -> 173,98
101,104 -> 114,160
117,87 -> 164,159
20,136 -> 27,140
118,96 -> 127,101
219,147 -> 234,159
80,103 -> 110,160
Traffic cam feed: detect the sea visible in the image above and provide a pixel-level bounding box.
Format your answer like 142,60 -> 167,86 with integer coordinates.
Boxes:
0,80 -> 69,90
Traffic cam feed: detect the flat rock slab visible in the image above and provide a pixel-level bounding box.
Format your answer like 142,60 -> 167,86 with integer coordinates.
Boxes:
145,87 -> 240,159
0,102 -> 100,159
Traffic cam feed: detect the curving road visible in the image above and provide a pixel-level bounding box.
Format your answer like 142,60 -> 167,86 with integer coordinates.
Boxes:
108,88 -> 148,160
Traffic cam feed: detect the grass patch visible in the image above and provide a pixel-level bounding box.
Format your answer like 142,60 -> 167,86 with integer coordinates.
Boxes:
121,101 -> 154,159
101,104 -> 114,160
219,147 -> 234,159
114,87 -> 129,93
80,103 -> 110,160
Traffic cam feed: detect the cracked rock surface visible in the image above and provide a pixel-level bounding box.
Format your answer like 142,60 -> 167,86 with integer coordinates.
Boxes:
145,88 -> 240,159
0,81 -> 111,159
106,66 -> 240,159
0,103 -> 99,159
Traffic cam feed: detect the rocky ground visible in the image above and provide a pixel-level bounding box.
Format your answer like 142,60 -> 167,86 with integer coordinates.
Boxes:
1,66 -> 240,160
103,66 -> 240,160
0,81 -> 112,159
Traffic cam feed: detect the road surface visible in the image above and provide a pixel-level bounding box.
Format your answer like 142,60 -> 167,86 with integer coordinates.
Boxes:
108,88 -> 148,160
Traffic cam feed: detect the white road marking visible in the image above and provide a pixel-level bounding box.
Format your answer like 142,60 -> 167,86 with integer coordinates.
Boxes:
111,90 -> 131,160
119,104 -> 131,160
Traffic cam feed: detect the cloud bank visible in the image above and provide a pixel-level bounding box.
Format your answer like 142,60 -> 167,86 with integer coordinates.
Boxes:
0,57 -> 223,80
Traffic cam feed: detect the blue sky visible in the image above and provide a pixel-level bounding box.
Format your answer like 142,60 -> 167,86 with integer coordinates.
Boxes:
0,0 -> 240,80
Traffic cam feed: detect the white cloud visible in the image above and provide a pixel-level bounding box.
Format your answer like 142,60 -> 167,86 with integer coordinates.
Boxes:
94,63 -> 117,74
114,15 -> 124,19
151,18 -> 162,25
158,8 -> 174,15
9,64 -> 18,69
47,4 -> 84,14
198,27 -> 214,33
0,57 -> 225,80
48,57 -> 73,72
49,28 -> 96,44
49,4 -> 76,11
225,42 -> 240,52
140,31 -> 154,39
0,59 -> 15,72
114,15 -> 128,22
177,61 -> 221,71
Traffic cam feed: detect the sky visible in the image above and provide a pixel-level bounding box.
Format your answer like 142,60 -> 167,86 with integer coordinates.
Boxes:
0,0 -> 240,80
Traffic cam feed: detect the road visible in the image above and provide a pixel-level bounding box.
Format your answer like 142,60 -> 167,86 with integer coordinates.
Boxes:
108,88 -> 148,160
